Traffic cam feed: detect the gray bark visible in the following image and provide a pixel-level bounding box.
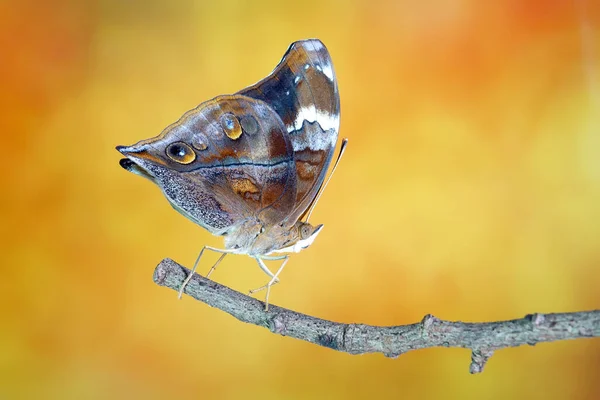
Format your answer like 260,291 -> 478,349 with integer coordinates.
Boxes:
153,258 -> 600,373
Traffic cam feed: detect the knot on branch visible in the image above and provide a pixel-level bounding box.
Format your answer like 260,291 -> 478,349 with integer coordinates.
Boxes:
527,313 -> 546,326
469,349 -> 494,374
268,313 -> 288,335
421,314 -> 440,338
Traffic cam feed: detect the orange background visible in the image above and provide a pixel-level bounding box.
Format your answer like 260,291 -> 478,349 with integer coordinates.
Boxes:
2,0 -> 600,398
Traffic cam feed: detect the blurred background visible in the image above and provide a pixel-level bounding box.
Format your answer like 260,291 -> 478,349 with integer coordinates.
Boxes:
2,0 -> 599,398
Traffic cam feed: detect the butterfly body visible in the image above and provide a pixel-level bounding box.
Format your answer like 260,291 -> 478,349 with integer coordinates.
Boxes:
117,39 -> 341,306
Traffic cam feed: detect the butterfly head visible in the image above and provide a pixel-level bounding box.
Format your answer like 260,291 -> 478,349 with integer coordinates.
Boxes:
260,221 -> 324,255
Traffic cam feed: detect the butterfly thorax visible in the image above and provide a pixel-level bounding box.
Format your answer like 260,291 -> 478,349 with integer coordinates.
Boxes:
224,219 -> 323,256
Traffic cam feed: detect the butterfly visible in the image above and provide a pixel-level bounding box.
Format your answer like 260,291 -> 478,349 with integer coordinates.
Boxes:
117,39 -> 346,310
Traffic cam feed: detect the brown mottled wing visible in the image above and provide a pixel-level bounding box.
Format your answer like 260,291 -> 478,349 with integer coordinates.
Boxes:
151,94 -> 298,233
239,39 -> 340,227
122,40 -> 340,235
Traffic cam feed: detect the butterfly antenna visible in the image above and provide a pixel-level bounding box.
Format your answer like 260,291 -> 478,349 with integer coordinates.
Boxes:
304,138 -> 348,223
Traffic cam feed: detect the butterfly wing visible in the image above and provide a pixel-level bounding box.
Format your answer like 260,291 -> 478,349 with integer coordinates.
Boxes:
117,93 -> 299,235
239,39 -> 340,227
117,39 -> 339,238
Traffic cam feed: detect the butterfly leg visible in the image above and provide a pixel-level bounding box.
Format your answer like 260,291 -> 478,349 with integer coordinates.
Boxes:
249,257 -> 281,291
249,255 -> 289,311
178,246 -> 231,299
206,253 -> 227,278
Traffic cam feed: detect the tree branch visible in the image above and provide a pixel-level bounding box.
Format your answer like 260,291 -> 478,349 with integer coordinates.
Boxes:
153,258 -> 600,374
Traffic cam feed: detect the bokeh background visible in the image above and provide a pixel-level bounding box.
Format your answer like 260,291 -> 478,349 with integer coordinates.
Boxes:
2,0 -> 599,398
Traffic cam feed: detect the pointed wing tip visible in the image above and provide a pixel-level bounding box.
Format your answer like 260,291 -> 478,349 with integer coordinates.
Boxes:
290,38 -> 327,51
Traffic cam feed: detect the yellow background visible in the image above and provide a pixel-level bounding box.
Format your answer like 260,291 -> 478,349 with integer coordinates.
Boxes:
2,0 -> 599,398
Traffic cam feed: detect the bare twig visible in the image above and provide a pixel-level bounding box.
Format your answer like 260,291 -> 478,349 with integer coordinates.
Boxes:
153,258 -> 600,374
